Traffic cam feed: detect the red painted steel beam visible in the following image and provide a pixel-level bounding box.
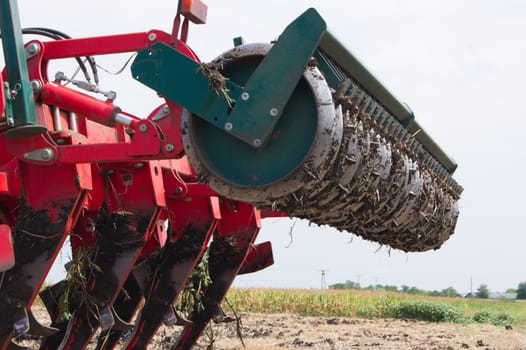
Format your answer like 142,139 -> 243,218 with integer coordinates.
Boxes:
43,31 -> 171,59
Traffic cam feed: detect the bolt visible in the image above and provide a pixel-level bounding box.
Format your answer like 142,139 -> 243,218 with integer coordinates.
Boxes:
41,148 -> 54,161
162,105 -> 170,113
165,143 -> 174,152
106,169 -> 115,175
270,108 -> 279,117
241,92 -> 250,101
134,162 -> 145,168
139,124 -> 148,133
224,122 -> 233,131
174,187 -> 183,194
30,80 -> 42,93
148,33 -> 157,42
253,139 -> 262,147
26,42 -> 40,56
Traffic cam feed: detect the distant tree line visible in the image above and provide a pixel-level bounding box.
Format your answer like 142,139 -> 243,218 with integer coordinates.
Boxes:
517,282 -> 526,299
329,280 -> 526,300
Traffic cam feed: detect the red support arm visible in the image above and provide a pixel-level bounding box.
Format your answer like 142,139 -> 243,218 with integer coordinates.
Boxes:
43,31 -> 172,59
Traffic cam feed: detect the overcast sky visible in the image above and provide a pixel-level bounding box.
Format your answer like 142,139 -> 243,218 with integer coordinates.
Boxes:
8,0 -> 526,293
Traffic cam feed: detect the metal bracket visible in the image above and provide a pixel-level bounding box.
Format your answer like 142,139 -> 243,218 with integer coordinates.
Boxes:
132,8 -> 326,148
224,8 -> 326,147
132,42 -> 241,131
2,82 -> 14,126
22,147 -> 55,162
151,104 -> 170,121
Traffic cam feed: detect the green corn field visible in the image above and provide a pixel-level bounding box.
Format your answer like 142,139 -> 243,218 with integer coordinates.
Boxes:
225,288 -> 526,334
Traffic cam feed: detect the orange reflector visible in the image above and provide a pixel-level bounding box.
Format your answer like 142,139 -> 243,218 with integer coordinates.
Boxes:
0,224 -> 15,271
180,0 -> 208,24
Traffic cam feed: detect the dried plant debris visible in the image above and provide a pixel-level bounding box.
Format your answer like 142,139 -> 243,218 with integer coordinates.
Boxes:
177,250 -> 212,316
57,247 -> 100,323
199,63 -> 235,108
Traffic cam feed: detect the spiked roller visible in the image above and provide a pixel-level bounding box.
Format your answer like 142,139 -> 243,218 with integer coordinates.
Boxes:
162,10 -> 463,252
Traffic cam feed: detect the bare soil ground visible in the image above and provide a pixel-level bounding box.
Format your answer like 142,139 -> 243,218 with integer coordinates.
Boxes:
152,313 -> 526,350
18,309 -> 526,349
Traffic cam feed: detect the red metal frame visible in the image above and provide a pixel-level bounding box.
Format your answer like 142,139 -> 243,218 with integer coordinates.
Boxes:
0,14 -> 281,350
1,29 -> 199,163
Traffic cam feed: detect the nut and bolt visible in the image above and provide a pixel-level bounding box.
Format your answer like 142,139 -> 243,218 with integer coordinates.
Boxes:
41,148 -> 54,161
253,139 -> 262,147
270,108 -> 279,117
148,33 -> 157,42
139,124 -> 149,133
174,187 -> 183,194
165,143 -> 175,152
26,42 -> 40,57
241,92 -> 250,101
30,80 -> 42,93
224,122 -> 233,131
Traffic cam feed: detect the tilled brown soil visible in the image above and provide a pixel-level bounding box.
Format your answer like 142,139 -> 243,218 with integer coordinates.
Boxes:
173,313 -> 526,350
17,310 -> 526,349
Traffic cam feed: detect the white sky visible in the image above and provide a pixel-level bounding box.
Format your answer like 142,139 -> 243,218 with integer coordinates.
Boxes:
7,0 -> 526,293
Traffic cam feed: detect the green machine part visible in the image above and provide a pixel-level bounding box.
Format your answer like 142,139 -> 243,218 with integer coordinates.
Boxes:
132,8 -> 326,149
132,8 -> 331,190
180,43 -> 340,194
0,0 -> 42,134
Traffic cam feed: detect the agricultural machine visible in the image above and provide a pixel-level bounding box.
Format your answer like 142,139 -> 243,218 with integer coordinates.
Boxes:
0,0 -> 462,349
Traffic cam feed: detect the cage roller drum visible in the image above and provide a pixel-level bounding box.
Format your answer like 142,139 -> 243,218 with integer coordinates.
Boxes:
182,43 -> 461,252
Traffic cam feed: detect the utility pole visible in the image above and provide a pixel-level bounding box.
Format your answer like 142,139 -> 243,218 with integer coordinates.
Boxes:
470,276 -> 473,295
320,270 -> 327,289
